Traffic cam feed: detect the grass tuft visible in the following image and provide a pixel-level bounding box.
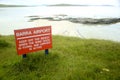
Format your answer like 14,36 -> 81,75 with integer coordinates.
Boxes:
0,40 -> 10,48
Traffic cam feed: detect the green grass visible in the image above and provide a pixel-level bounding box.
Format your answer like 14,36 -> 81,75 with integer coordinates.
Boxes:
0,35 -> 120,80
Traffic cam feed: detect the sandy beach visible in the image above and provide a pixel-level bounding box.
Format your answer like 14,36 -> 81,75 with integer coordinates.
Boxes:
34,19 -> 80,36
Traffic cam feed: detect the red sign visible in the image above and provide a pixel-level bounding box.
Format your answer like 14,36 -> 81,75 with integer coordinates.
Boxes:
14,26 -> 52,55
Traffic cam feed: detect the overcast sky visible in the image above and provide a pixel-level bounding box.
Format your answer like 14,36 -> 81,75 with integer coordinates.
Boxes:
0,0 -> 119,6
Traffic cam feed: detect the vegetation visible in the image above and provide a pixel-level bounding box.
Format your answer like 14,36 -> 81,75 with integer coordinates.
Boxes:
0,35 -> 120,80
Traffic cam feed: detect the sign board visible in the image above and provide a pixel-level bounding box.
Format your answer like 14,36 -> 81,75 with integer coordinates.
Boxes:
14,26 -> 52,55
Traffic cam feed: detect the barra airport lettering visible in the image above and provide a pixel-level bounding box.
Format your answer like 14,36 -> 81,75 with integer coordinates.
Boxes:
16,28 -> 50,37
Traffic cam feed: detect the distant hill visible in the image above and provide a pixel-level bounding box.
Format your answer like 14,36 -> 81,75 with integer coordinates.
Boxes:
47,3 -> 113,7
0,4 -> 27,7
48,4 -> 77,6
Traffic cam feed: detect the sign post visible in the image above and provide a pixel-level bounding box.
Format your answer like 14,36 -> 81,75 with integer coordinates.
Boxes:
22,54 -> 27,58
14,26 -> 52,57
45,49 -> 49,55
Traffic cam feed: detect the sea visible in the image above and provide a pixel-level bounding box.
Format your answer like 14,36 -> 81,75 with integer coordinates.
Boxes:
0,6 -> 120,42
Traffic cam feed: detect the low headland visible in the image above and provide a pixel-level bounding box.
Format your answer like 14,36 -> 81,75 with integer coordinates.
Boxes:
47,3 -> 114,7
0,4 -> 27,7
27,15 -> 120,25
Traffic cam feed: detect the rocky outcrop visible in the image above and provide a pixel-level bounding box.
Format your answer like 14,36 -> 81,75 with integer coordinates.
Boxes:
68,18 -> 120,24
27,15 -> 120,25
